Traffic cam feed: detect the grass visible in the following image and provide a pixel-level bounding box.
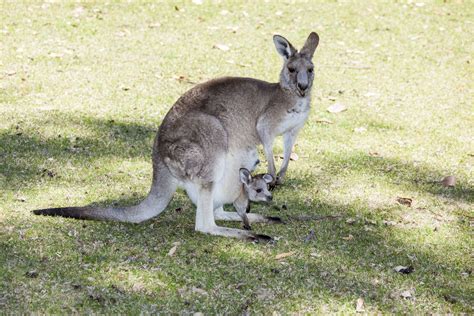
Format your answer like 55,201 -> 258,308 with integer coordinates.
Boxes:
1,0 -> 473,313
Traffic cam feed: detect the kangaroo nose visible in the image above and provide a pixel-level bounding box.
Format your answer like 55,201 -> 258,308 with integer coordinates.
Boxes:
298,82 -> 308,91
267,195 -> 273,202
255,159 -> 260,166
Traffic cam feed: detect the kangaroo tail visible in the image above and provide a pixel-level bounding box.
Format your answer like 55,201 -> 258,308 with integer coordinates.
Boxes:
32,158 -> 177,223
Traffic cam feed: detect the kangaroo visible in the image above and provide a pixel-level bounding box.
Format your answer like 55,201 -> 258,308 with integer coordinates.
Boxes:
235,169 -> 275,230
33,32 -> 319,241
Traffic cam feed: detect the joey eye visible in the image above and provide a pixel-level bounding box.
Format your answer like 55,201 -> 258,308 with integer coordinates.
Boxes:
256,189 -> 262,193
288,67 -> 296,73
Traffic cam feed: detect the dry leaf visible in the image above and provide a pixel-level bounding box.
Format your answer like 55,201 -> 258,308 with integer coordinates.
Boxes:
394,265 -> 414,274
346,218 -> 356,224
396,197 -> 413,207
315,118 -> 333,124
356,297 -> 365,313
213,44 -> 229,51
148,22 -> 161,28
400,290 -> 412,299
167,242 -> 180,257
290,152 -> 299,161
369,151 -> 381,157
191,287 -> 208,296
327,103 -> 347,113
354,127 -> 367,133
342,234 -> 354,241
275,251 -> 295,260
441,175 -> 456,187
16,196 -> 27,202
5,70 -> 17,76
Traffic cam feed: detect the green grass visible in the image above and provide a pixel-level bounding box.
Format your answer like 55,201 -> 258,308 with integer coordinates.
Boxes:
1,0 -> 473,314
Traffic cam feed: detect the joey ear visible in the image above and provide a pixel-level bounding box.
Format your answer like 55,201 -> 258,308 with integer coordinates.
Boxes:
273,35 -> 297,59
239,168 -> 251,185
262,174 -> 274,184
300,32 -> 319,59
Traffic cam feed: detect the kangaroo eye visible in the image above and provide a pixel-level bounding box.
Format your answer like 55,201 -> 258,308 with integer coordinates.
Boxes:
256,189 -> 262,193
288,67 -> 296,73
308,68 -> 313,73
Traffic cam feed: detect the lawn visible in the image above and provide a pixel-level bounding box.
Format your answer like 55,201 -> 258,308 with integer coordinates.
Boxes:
0,0 -> 472,314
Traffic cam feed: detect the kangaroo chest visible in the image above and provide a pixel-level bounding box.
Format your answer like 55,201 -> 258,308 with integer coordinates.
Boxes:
276,97 -> 310,134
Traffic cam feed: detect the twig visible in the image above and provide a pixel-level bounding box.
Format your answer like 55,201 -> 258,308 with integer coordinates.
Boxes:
289,214 -> 343,221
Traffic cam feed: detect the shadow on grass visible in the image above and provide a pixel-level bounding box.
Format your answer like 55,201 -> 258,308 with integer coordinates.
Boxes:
286,150 -> 473,204
1,193 -> 471,313
0,113 -> 158,191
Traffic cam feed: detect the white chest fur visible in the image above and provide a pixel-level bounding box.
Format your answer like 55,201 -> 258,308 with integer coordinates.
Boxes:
277,97 -> 310,134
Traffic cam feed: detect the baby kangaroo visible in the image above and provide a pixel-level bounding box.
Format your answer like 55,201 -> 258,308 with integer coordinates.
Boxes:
234,168 -> 274,230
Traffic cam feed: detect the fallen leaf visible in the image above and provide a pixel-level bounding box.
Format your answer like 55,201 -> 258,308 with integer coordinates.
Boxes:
275,251 -> 295,260
356,297 -> 365,313
256,288 -> 274,300
5,70 -> 17,76
400,290 -> 412,299
315,118 -> 333,124
167,242 -> 180,256
290,152 -> 299,161
213,44 -> 230,51
16,196 -> 27,202
369,151 -> 381,157
353,126 -> 367,133
148,22 -> 161,28
327,103 -> 347,113
441,175 -> 456,187
346,218 -> 356,224
364,91 -> 380,98
394,265 -> 414,274
191,287 -> 208,296
383,220 -> 396,226
25,270 -> 38,278
396,197 -> 413,207
342,234 -> 354,241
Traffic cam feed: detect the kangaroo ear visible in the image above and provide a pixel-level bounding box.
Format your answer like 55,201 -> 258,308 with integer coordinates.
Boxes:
262,174 -> 274,184
300,32 -> 319,59
239,168 -> 251,185
273,35 -> 297,59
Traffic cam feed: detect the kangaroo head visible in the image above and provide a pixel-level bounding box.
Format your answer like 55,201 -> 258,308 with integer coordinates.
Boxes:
239,168 -> 273,203
273,32 -> 319,97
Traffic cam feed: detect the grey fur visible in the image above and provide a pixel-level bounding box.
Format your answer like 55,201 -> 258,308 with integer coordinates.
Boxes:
33,32 -> 320,241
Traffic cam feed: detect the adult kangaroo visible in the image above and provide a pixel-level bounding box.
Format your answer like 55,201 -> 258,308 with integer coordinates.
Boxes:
33,32 -> 320,241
